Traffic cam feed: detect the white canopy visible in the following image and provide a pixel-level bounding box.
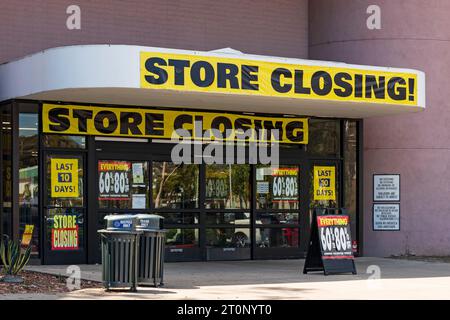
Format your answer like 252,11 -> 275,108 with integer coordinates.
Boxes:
0,45 -> 425,118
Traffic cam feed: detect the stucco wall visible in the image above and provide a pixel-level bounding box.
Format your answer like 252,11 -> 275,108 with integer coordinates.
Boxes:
309,0 -> 450,256
0,0 -> 308,64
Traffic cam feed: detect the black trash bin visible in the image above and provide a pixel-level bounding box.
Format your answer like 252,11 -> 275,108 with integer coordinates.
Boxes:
135,214 -> 166,287
98,215 -> 141,291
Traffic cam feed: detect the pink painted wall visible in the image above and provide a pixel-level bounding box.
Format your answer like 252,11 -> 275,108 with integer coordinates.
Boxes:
0,0 -> 308,64
310,0 -> 450,256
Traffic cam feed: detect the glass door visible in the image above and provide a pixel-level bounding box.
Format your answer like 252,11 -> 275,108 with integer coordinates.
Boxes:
152,158 -> 202,262
253,163 -> 306,259
43,153 -> 86,264
92,151 -> 151,263
203,164 -> 251,261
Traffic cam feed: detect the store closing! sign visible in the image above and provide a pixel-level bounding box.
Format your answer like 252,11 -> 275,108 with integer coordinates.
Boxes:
51,158 -> 79,198
140,52 -> 418,106
51,214 -> 79,250
42,104 -> 308,144
313,166 -> 336,201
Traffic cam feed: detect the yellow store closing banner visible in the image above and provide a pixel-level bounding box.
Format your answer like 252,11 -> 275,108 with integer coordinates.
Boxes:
51,158 -> 79,198
140,51 -> 418,106
42,104 -> 308,144
313,166 -> 336,201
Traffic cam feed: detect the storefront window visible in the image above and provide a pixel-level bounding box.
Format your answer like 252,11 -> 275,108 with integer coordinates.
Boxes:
205,228 -> 251,248
152,162 -> 199,209
158,212 -> 199,225
205,164 -> 250,209
344,120 -> 358,242
1,105 -> 12,238
307,119 -> 340,157
256,228 -> 299,248
205,212 -> 250,225
255,212 -> 299,225
98,160 -> 149,209
256,165 -> 299,210
165,228 -> 199,248
19,112 -> 39,255
44,134 -> 86,149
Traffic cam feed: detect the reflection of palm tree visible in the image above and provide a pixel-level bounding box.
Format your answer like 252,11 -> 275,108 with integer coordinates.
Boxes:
22,184 -> 31,202
154,162 -> 182,207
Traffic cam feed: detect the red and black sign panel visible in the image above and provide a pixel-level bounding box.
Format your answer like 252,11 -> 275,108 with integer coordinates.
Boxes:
303,208 -> 357,275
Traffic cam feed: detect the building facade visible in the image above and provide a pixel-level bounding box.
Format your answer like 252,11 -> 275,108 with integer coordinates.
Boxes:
0,1 -> 435,264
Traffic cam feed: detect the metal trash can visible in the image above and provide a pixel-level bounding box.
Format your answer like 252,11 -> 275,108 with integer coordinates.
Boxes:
98,214 -> 141,291
135,214 -> 166,287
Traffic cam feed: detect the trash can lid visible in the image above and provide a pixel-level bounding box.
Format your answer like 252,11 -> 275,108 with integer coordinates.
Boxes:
135,214 -> 164,230
104,214 -> 136,221
104,214 -> 138,231
135,213 -> 163,218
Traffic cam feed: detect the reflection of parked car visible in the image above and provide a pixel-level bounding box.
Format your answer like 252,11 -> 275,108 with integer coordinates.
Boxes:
282,228 -> 299,247
166,229 -> 197,249
232,213 -> 265,247
234,213 -> 299,248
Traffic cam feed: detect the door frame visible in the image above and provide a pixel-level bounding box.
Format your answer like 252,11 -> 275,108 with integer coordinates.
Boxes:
89,140 -> 153,263
41,150 -> 87,265
252,147 -> 309,259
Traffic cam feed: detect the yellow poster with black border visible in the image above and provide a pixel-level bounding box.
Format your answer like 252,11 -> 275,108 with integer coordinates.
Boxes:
313,166 -> 336,201
51,158 -> 79,198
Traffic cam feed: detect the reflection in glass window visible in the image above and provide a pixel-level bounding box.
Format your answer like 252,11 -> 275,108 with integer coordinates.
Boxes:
165,228 -> 199,248
44,135 -> 86,149
19,113 -> 39,255
158,212 -> 199,225
152,162 -> 199,209
1,105 -> 12,238
256,165 -> 299,210
344,120 -> 358,241
256,212 -> 299,225
205,164 -> 250,209
205,228 -> 251,248
256,228 -> 299,248
307,119 -> 340,157
98,160 -> 149,209
205,212 -> 250,225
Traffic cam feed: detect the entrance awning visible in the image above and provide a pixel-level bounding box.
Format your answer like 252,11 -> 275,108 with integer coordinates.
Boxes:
0,45 -> 425,118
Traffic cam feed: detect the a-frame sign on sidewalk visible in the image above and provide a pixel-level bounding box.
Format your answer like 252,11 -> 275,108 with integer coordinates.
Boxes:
303,208 -> 357,275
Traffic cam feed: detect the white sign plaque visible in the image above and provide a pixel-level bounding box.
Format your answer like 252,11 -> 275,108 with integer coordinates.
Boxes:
373,174 -> 400,201
373,203 -> 400,231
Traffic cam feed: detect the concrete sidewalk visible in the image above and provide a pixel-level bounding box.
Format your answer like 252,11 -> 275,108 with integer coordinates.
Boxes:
6,257 -> 450,299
